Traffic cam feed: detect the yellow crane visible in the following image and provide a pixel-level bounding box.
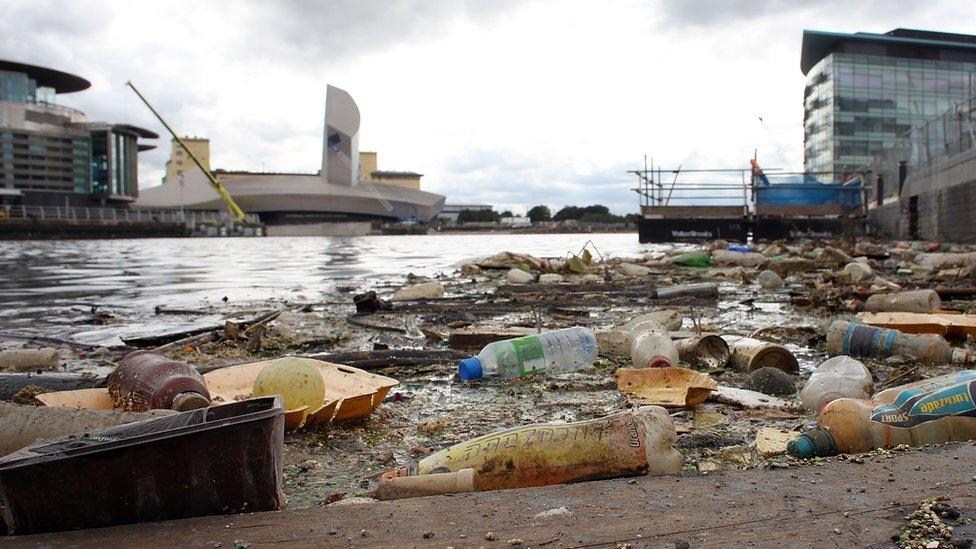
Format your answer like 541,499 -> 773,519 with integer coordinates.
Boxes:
125,81 -> 247,222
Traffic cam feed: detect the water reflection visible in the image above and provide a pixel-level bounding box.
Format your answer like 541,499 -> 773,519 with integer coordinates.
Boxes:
0,233 -> 658,344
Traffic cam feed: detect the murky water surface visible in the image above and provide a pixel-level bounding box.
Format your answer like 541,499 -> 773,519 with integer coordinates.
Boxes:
0,233 -> 679,345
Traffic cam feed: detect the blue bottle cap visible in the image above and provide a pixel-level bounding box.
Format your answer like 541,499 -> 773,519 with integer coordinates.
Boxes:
458,357 -> 483,381
787,429 -> 837,459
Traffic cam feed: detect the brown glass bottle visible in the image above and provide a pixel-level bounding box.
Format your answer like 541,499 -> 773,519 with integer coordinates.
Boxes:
108,351 -> 211,412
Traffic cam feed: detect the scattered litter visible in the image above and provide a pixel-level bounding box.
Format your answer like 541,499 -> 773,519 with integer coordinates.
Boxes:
616,367 -> 718,408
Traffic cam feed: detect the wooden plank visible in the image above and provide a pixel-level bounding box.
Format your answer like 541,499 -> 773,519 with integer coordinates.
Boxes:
859,311 -> 976,338
20,443 -> 976,548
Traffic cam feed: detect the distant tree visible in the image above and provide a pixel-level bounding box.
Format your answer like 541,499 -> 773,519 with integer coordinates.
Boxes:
500,210 -> 514,217
526,205 -> 552,223
553,206 -> 583,221
555,204 -> 624,223
457,208 -> 500,223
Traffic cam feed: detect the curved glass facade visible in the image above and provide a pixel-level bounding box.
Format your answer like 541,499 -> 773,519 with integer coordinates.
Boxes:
804,52 -> 976,181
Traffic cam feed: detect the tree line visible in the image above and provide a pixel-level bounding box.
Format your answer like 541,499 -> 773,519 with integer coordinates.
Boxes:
456,205 -> 636,224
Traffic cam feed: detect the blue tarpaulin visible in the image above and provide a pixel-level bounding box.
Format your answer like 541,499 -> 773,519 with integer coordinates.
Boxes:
755,174 -> 861,208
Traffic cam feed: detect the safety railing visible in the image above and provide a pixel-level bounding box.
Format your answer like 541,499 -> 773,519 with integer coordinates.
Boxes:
0,205 -> 260,225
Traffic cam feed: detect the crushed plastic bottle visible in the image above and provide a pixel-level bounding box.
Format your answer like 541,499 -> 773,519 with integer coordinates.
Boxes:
863,289 -> 941,313
826,320 -> 974,364
630,329 -> 679,368
789,370 -> 976,457
799,356 -> 873,412
458,326 -> 597,380
380,406 -> 682,492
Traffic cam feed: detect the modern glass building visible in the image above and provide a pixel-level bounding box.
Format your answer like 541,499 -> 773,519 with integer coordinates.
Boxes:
0,60 -> 157,207
802,29 -> 976,182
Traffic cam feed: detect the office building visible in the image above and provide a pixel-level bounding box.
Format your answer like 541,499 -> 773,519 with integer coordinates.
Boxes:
802,28 -> 976,181
0,59 -> 157,207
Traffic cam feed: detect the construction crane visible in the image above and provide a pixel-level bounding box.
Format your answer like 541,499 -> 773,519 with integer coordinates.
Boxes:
125,81 -> 247,222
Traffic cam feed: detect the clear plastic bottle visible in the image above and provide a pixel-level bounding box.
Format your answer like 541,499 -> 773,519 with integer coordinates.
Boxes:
458,327 -> 597,381
799,356 -> 873,412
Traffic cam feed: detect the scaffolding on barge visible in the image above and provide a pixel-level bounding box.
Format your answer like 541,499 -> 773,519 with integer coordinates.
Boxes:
631,158 -> 868,242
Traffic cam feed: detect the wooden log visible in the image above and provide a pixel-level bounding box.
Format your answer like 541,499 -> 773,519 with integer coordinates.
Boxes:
447,327 -> 537,350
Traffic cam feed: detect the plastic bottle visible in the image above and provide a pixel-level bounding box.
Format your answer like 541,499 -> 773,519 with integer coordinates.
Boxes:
826,320 -> 974,365
652,283 -> 719,300
799,356 -> 873,412
843,262 -> 873,282
458,326 -> 597,381
788,370 -> 976,458
669,252 -> 711,268
380,406 -> 682,492
630,329 -> 679,368
391,281 -> 445,301
107,351 -> 212,412
711,249 -> 767,267
723,336 -> 799,373
0,348 -> 60,372
863,289 -> 941,313
675,335 -> 730,369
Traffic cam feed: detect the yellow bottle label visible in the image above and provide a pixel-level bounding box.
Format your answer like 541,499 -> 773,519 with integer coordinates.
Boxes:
416,411 -> 650,491
870,375 -> 976,428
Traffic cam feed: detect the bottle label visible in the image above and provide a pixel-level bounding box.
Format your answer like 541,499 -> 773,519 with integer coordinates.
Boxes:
511,336 -> 546,376
870,378 -> 976,428
842,323 -> 896,358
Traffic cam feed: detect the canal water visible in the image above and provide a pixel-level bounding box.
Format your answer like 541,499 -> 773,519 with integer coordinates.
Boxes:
0,233 -> 668,345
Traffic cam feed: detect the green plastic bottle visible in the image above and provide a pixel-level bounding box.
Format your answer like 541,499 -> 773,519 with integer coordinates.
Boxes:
669,252 -> 711,268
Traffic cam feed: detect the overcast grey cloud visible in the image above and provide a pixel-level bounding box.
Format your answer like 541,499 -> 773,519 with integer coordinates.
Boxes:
1,0 -> 974,214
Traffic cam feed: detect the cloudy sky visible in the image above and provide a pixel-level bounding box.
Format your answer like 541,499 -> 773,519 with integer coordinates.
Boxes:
2,0 -> 974,213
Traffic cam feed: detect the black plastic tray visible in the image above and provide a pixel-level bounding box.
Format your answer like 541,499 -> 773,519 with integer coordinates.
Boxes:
0,396 -> 284,535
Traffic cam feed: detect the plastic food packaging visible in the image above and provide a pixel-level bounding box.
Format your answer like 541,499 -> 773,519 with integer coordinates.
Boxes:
863,289 -> 941,313
789,371 -> 976,457
615,367 -> 718,408
380,406 -> 682,492
799,356 -> 873,412
826,320 -> 973,365
107,351 -> 211,412
630,329 -> 679,368
458,326 -> 597,380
